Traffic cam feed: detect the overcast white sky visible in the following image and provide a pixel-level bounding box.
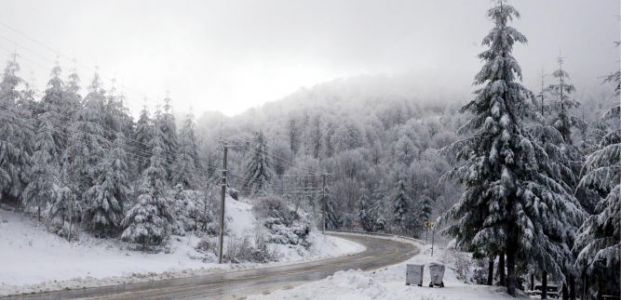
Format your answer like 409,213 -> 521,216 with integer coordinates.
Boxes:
1,0 -> 619,116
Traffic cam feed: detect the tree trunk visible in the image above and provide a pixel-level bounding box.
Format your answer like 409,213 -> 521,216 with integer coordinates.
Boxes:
487,258 -> 494,286
597,276 -> 604,300
530,273 -> 535,291
542,271 -> 548,300
569,275 -> 576,300
506,249 -> 517,296
562,282 -> 569,300
582,271 -> 589,300
497,253 -> 506,286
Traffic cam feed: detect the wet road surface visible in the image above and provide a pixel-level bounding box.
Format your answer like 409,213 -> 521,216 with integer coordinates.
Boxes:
2,233 -> 418,300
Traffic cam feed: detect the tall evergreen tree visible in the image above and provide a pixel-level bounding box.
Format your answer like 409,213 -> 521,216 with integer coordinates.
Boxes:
419,183 -> 434,227
134,106 -> 153,174
358,192 -> 376,232
159,95 -> 177,181
63,67 -> 82,121
546,57 -> 581,144
122,124 -> 173,248
23,112 -> 59,221
323,188 -> 342,230
173,113 -> 200,188
573,106 -> 620,297
242,131 -> 273,195
83,133 -> 131,236
391,179 -> 409,234
40,65 -> 68,159
63,73 -> 107,199
443,1 -> 583,295
0,56 -> 33,203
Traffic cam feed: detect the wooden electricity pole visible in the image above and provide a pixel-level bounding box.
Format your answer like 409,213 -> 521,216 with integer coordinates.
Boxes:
218,143 -> 228,264
430,223 -> 435,257
321,173 -> 327,234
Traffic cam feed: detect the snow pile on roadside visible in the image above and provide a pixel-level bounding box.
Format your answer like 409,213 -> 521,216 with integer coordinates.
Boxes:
0,209 -> 225,296
0,201 -> 364,297
250,238 -> 526,300
272,232 -> 365,262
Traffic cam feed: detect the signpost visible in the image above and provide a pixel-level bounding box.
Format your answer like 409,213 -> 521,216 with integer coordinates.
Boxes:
425,221 -> 436,257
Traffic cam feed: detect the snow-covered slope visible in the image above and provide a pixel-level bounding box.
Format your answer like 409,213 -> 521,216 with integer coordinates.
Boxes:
249,237 -> 527,300
0,200 -> 364,296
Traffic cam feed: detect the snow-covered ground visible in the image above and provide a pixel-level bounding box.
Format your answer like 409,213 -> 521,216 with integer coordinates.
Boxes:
249,236 -> 528,300
0,198 -> 364,296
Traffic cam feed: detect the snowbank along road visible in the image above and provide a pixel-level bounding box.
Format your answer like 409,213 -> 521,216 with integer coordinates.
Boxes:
1,233 -> 418,300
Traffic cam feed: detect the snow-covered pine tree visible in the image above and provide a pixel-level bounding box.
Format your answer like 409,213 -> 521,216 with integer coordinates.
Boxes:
134,105 -> 153,174
173,113 -> 200,188
573,106 -> 620,297
23,112 -> 59,221
83,133 -> 131,236
159,95 -> 177,181
443,1 -> 584,295
546,57 -> 582,145
40,65 -> 68,160
0,55 -> 33,203
391,179 -> 409,234
323,189 -> 342,230
242,131 -> 273,195
358,192 -> 375,232
419,183 -> 433,228
121,124 -> 173,249
63,73 -> 107,199
49,173 -> 81,241
58,67 -> 82,162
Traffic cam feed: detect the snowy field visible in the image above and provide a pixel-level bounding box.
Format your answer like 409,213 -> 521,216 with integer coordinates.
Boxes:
250,236 -> 527,300
0,198 -> 364,296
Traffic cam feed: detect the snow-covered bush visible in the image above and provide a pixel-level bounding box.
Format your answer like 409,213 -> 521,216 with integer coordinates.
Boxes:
471,260 -> 490,285
253,196 -> 311,248
48,185 -> 81,241
170,185 -> 216,235
222,234 -> 275,263
228,188 -> 239,200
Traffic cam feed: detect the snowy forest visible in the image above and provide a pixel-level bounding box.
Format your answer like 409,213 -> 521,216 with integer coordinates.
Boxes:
0,0 -> 619,299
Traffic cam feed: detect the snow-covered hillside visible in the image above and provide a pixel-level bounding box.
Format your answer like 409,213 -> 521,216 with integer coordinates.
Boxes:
249,236 -> 527,300
0,198 -> 364,296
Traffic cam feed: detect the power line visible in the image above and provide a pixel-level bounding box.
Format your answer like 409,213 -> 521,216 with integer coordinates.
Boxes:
0,23 -> 154,107
227,137 -> 327,177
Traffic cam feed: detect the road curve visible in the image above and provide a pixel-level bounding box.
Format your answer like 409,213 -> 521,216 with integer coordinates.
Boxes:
2,233 -> 418,300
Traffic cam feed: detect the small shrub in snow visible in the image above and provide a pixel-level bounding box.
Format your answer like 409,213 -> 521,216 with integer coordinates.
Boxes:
195,236 -> 216,253
253,196 -> 311,248
170,185 -> 216,235
223,235 -> 275,263
471,260 -> 489,285
228,188 -> 239,200
48,185 -> 81,241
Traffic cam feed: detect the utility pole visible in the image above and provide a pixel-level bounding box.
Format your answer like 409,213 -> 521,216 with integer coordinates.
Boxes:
321,173 -> 327,234
218,142 -> 228,264
430,222 -> 435,257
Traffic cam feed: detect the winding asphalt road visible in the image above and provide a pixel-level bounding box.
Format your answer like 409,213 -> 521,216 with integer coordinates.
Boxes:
2,233 -> 419,300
